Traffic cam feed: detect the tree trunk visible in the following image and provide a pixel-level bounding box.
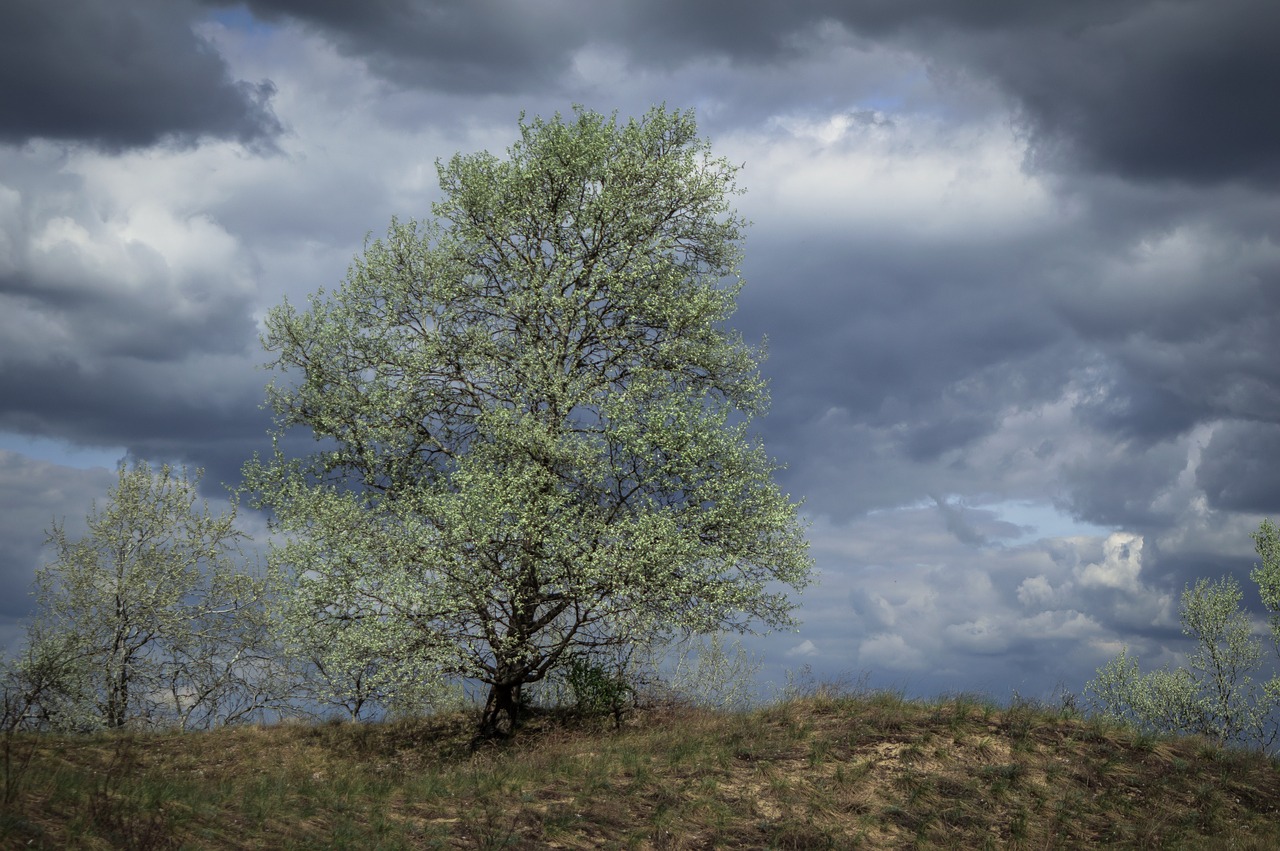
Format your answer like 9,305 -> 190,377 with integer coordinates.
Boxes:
107,664 -> 128,728
477,680 -> 521,741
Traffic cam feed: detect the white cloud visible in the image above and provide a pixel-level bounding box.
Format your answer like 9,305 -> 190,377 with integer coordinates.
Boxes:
1076,532 -> 1144,593
1016,575 -> 1056,608
727,110 -> 1058,246
858,632 -> 928,671
1018,609 -> 1100,641
29,203 -> 252,303
787,639 -> 819,658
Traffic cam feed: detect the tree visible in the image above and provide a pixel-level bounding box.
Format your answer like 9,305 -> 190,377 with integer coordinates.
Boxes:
12,462 -> 276,730
245,105 -> 813,738
1085,522 -> 1280,750
1251,518 -> 1280,636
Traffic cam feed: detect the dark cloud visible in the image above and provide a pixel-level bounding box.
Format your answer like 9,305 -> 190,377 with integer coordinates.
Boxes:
904,416 -> 995,463
1197,422 -> 1280,514
208,0 -> 1280,186
1060,437 -> 1188,529
215,0 -> 823,96
0,453 -> 114,622
1,0 -> 280,148
1060,258 -> 1280,448
738,237 -> 1069,417
995,1 -> 1280,186
217,0 -> 590,93
0,274 -> 259,363
833,0 -> 1280,186
725,0 -> 1280,186
0,353 -> 272,495
1075,369 -> 1212,445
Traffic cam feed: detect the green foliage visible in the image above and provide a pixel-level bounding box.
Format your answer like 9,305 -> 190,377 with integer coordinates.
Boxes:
1252,518 -> 1280,637
2,624 -> 100,734
268,579 -> 464,722
4,462 -> 277,731
524,631 -> 761,717
564,656 -> 633,724
1085,523 -> 1280,750
1085,649 -> 1202,737
245,105 -> 813,737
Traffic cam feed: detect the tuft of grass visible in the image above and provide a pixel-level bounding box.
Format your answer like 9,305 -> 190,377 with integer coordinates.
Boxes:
3,692 -> 1280,849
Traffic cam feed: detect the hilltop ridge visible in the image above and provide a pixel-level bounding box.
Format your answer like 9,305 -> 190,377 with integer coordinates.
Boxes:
3,691 -> 1279,848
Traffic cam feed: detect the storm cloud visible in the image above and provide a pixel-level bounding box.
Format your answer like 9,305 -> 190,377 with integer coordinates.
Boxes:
3,0 -> 281,149
2,0 -> 1278,703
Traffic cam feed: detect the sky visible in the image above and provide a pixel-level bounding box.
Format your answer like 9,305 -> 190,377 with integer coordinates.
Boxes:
3,0 -> 1279,705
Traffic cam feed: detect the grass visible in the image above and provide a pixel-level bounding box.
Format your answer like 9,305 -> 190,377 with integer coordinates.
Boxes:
3,691 -> 1280,849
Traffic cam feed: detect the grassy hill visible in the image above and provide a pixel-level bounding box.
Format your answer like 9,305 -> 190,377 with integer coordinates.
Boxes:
3,689 -> 1279,849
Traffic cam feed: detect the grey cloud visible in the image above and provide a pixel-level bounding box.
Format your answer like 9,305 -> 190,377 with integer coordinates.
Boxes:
0,151 -> 264,363
0,353 -> 273,497
0,453 -> 115,626
904,416 -> 996,463
808,510 -> 1180,700
825,0 -> 1280,186
219,0 -> 591,94
1,0 -> 280,149
1060,435 -> 1189,530
930,496 -> 1021,548
737,240 -> 1070,424
720,0 -> 1280,186
995,0 -> 1280,186
1197,422 -> 1280,514
1060,270 -> 1280,450
1074,370 -> 1212,445
211,1 -> 1280,186
0,272 -> 259,363
219,0 -> 838,93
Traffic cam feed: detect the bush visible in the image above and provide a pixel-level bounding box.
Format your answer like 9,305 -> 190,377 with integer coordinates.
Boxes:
564,657 -> 633,727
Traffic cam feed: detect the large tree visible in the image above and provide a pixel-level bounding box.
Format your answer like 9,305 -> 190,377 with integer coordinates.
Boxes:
246,106 -> 812,737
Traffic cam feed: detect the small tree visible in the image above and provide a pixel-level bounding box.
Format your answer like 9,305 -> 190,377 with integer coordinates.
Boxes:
646,631 -> 762,711
13,462 -> 277,730
1085,522 -> 1280,750
246,105 -> 813,738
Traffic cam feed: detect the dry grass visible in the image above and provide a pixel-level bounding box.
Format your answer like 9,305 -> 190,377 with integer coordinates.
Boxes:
3,691 -> 1280,849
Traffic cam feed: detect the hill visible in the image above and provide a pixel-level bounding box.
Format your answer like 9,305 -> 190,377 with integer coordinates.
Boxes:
3,690 -> 1279,848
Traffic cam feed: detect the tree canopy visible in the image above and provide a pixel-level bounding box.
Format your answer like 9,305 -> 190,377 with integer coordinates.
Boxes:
246,106 -> 812,737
